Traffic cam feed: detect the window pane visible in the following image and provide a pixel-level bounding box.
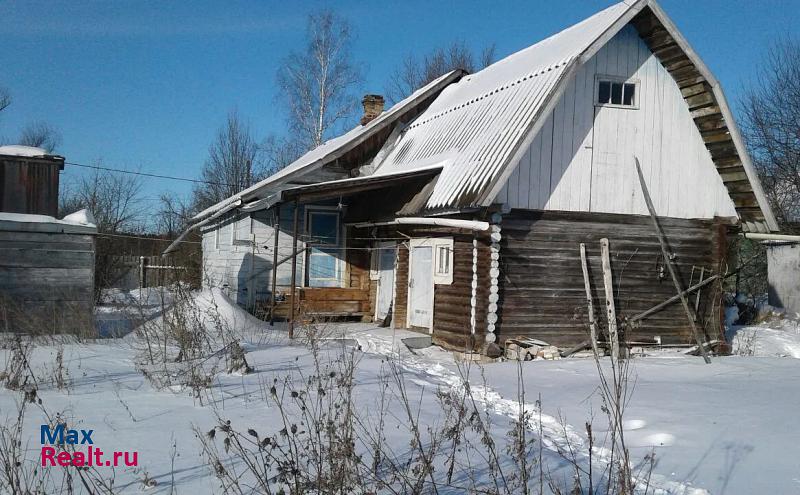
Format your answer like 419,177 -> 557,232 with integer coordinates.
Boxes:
308,247 -> 339,286
623,83 -> 636,106
598,81 -> 611,104
610,82 -> 623,105
437,246 -> 450,274
309,212 -> 338,245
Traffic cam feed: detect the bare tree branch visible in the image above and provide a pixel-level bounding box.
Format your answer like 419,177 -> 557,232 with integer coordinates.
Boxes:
0,87 -> 10,114
18,121 -> 61,153
192,110 -> 262,211
742,37 -> 800,229
261,134 -> 304,175
155,193 -> 195,238
276,10 -> 362,150
385,40 -> 496,103
59,167 -> 144,234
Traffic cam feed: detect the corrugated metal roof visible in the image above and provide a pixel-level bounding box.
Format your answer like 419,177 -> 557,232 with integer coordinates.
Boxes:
373,1 -> 636,209
191,70 -> 464,222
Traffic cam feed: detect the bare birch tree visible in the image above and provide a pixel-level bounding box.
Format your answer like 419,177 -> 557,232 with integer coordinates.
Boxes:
18,121 -> 61,153
386,41 -> 496,103
192,110 -> 261,211
276,10 -> 362,150
742,38 -> 800,228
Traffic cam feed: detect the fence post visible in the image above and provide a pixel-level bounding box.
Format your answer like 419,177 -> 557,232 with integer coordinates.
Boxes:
139,256 -> 148,290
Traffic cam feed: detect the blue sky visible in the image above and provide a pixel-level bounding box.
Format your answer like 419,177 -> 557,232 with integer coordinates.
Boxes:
1,0 -> 797,206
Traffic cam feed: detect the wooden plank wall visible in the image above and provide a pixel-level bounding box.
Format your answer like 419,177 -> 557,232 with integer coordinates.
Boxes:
496,25 -> 738,222
201,205 -> 308,306
497,210 -> 727,347
0,157 -> 62,217
0,230 -> 95,334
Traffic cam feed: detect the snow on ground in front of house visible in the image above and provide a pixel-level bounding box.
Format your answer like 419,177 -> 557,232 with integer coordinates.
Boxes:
476,355 -> 800,495
2,290 -> 799,493
727,312 -> 800,358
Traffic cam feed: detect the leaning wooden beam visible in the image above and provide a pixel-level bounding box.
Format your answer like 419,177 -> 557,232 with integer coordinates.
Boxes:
288,201 -> 300,340
629,274 -> 719,323
599,238 -> 620,361
269,205 -> 280,326
560,339 -> 592,358
275,246 -> 310,269
579,243 -> 601,357
634,157 -> 711,364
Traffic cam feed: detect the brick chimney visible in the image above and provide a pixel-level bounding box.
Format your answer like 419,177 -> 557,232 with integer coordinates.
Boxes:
360,94 -> 385,125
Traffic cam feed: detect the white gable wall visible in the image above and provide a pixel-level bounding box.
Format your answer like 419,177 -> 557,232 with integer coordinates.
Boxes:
496,25 -> 737,219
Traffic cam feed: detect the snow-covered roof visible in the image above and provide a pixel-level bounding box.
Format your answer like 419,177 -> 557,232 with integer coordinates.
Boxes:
370,0 -> 777,231
371,2 -> 636,209
190,0 -> 777,233
0,210 -> 97,234
191,70 -> 464,222
0,145 -> 55,158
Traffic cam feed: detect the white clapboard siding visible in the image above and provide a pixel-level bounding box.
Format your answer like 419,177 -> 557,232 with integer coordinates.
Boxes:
201,207 -> 306,306
497,25 -> 737,220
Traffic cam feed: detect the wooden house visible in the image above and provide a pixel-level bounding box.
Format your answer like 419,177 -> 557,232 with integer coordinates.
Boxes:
177,0 -> 777,352
0,146 -> 97,335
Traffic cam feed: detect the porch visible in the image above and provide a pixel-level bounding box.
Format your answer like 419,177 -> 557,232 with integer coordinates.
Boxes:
267,287 -> 373,321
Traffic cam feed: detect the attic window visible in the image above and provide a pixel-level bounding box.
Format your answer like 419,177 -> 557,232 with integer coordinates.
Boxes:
596,77 -> 638,109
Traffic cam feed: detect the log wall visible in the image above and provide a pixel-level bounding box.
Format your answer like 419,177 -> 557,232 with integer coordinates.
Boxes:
375,225 -> 491,351
497,210 -> 728,347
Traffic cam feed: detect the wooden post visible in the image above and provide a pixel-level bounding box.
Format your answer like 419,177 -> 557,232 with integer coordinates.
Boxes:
599,239 -> 620,361
139,256 -> 148,290
635,157 -> 711,364
288,201 -> 299,339
269,205 -> 280,326
694,267 -> 705,314
579,243 -> 601,357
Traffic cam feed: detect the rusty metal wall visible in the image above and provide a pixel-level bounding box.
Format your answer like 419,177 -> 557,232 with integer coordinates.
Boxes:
0,156 -> 63,216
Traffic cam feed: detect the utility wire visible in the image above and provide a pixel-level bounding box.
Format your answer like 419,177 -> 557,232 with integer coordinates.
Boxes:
65,161 -> 231,187
96,232 -> 201,244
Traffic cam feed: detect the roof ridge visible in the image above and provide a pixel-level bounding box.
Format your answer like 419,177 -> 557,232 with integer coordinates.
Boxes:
405,57 -> 574,131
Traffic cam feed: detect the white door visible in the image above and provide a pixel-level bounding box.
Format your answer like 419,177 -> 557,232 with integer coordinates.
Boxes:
375,242 -> 397,321
408,240 -> 434,331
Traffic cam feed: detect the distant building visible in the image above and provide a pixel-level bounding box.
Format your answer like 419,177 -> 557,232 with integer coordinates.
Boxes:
767,242 -> 800,315
0,146 -> 97,335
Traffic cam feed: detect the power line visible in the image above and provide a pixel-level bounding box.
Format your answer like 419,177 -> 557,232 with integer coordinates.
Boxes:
65,161 -> 230,187
96,232 -> 201,244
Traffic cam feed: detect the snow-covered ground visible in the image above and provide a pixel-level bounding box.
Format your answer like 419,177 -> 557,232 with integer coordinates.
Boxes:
1,288 -> 799,493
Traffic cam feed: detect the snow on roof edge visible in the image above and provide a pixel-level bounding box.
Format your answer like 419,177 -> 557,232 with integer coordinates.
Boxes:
0,210 -> 97,234
190,70 -> 464,223
0,145 -> 62,159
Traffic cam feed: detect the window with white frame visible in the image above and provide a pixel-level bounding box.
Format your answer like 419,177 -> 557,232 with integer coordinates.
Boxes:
432,238 -> 454,285
596,76 -> 638,108
435,245 -> 450,275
